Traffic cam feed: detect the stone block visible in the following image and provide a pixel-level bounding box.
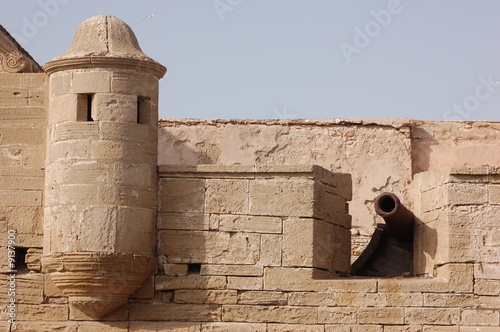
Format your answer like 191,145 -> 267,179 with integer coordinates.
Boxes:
77,206 -> 117,252
155,275 -> 227,290
404,308 -> 460,325
158,230 -> 259,265
461,309 -> 499,326
52,121 -> 99,142
459,328 -> 500,332
48,94 -> 78,123
129,303 -> 221,321
0,273 -> 43,304
474,279 -> 500,296
48,71 -> 71,97
249,178 -> 314,217
161,262 -> 189,276
9,322 -> 77,332
113,163 -> 154,188
205,179 -> 249,214
158,178 -> 205,213
357,307 -> 404,324
219,215 -> 282,233
129,322 -> 201,332
489,185 -> 500,204
424,293 -> 476,307
16,304 -> 69,321
318,307 -> 357,324
0,190 -> 41,207
200,264 -> 263,276
93,93 -> 137,123
7,207 -> 43,247
237,291 -> 288,305
26,248 -> 42,272
264,267 -> 376,292
221,305 -> 317,324
260,234 -> 282,266
157,213 -> 210,230
111,71 -> 158,100
201,322 -> 266,332
116,206 -> 155,254
49,139 -> 89,162
282,218 -> 348,273
227,277 -> 263,290
71,70 -> 111,94
76,322 -> 129,332
384,293 -> 424,307
99,121 -> 151,142
174,290 -> 237,304
448,183 -> 488,205
314,182 -> 351,227
267,324 -> 325,332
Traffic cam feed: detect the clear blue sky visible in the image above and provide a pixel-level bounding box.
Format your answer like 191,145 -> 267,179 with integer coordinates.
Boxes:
1,0 -> 499,121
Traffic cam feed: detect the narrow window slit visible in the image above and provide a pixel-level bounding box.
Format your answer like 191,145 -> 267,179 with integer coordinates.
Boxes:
77,93 -> 95,121
137,96 -> 151,125
86,94 -> 93,121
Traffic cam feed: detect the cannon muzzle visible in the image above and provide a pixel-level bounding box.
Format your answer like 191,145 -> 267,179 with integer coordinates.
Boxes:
374,192 -> 414,242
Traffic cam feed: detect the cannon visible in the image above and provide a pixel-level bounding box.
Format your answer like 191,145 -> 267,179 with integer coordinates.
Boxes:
351,192 -> 414,277
374,192 -> 414,242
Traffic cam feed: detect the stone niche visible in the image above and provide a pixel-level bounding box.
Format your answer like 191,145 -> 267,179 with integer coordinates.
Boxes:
157,164 -> 353,279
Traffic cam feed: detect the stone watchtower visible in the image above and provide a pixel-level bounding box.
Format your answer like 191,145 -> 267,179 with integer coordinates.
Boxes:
40,15 -> 166,318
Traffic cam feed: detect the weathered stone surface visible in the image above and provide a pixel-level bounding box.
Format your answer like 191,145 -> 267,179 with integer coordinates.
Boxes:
260,234 -> 282,266
201,322 -> 266,332
158,178 -> 205,213
158,213 -> 211,230
318,307 -> 357,324
219,215 -> 282,233
205,179 -> 249,214
237,291 -> 288,305
249,179 -> 314,217
129,303 -> 221,321
358,307 -> 404,324
268,324 -> 325,332
174,290 -> 237,304
461,309 -> 499,326
405,308 -> 460,325
222,305 -> 317,324
9,321 -> 78,332
158,230 -> 259,264
227,277 -> 263,290
156,275 -> 227,290
282,217 -> 348,272
201,264 -> 263,276
16,304 -> 69,321
129,322 -> 201,332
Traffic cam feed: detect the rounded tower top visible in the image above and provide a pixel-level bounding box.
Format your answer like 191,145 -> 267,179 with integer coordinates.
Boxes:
44,15 -> 166,78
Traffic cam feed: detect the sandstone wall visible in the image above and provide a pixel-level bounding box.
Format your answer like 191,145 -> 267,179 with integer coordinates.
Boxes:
0,73 -> 46,270
158,118 -> 500,259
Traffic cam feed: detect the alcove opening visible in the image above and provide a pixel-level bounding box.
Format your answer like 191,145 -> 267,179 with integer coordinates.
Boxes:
187,263 -> 201,275
77,94 -> 94,121
137,96 -> 151,125
14,247 -> 28,273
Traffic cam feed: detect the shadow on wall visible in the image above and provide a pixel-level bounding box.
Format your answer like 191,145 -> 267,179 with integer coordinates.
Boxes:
413,216 -> 438,277
411,128 -> 439,175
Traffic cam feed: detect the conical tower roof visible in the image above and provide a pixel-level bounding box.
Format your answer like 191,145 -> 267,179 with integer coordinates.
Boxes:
44,15 -> 166,78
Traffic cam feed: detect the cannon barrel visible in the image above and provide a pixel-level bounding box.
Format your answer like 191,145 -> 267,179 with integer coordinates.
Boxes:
374,192 -> 414,242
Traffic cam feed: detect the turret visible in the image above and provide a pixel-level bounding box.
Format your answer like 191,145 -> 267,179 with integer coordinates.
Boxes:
41,15 -> 166,318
